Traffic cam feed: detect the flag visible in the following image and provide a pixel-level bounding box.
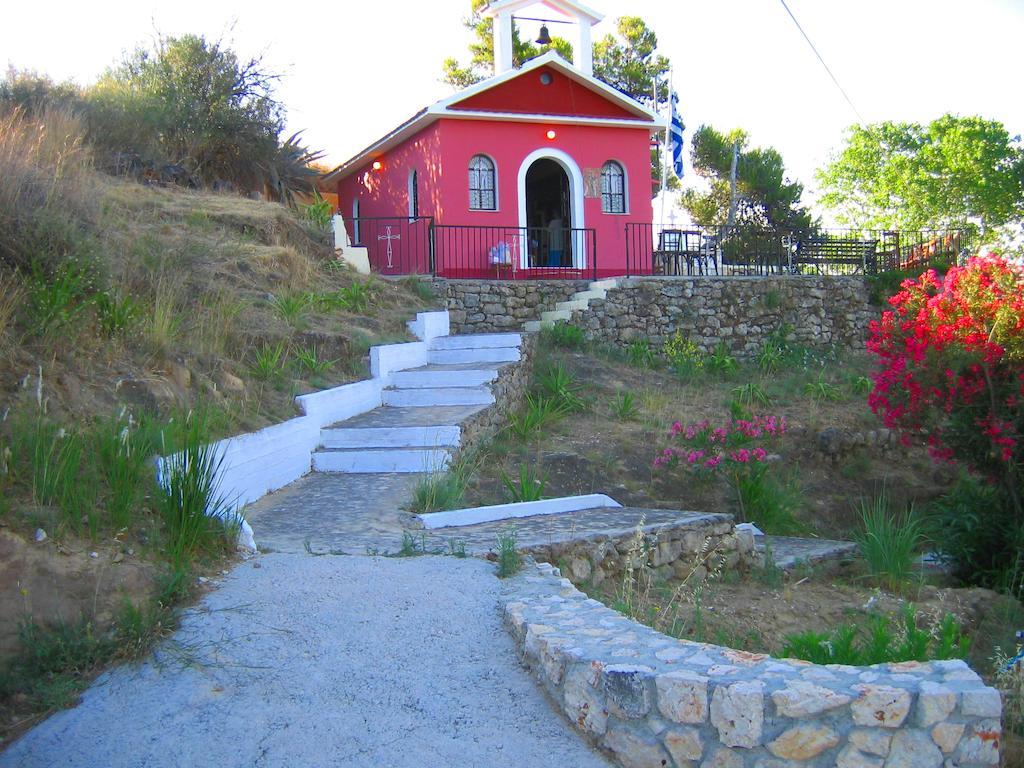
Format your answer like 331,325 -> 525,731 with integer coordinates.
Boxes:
669,91 -> 685,179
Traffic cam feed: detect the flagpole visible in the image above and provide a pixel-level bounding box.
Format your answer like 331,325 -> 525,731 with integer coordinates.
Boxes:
657,73 -> 667,232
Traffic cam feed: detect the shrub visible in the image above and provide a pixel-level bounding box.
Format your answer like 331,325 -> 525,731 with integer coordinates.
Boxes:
611,391 -> 638,420
301,190 -> 333,229
507,394 -> 565,440
501,464 -> 547,502
856,492 -> 926,592
94,411 -> 155,530
250,341 -> 288,381
867,256 -> 1024,593
655,416 -> 788,525
733,467 -> 805,534
782,605 -> 969,665
156,421 -> 236,566
706,342 -> 738,377
94,290 -> 139,336
541,321 -> 586,349
626,338 -> 657,368
664,332 -> 704,377
536,362 -> 586,412
803,372 -> 843,402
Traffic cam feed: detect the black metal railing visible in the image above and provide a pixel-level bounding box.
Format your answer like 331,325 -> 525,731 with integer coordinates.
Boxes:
624,223 -> 973,277
432,224 -> 597,280
344,216 -> 435,276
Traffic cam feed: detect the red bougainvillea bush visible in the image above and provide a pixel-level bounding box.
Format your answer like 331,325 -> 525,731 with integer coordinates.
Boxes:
867,254 -> 1024,589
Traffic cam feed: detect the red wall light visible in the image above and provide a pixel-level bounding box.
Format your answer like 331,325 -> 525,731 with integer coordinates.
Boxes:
546,129 -> 557,140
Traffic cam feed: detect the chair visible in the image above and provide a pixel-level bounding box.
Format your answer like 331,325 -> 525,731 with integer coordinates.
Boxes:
654,229 -> 683,275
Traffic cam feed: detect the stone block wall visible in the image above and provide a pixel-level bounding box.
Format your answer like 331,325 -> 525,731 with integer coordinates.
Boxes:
521,512 -> 759,588
438,279 -> 589,333
504,562 -> 1002,768
457,333 -> 537,456
573,277 -> 876,358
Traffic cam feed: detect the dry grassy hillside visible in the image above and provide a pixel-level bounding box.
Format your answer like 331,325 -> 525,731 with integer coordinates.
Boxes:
0,109 -> 437,738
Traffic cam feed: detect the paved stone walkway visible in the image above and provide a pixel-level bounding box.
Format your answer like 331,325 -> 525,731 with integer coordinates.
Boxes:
1,556 -> 613,768
759,535 -> 859,570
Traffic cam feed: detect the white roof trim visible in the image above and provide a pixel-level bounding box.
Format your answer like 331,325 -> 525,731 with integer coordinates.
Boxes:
432,106 -> 665,130
324,50 -> 665,183
482,0 -> 603,24
437,50 -> 658,122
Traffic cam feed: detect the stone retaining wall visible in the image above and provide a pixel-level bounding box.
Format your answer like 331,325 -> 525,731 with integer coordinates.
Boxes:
438,279 -> 589,333
457,333 -> 537,456
521,512 -> 760,588
575,277 -> 874,358
504,561 -> 1002,768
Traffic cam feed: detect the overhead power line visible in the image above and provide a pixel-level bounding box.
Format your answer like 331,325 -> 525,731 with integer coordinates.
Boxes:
777,0 -> 865,123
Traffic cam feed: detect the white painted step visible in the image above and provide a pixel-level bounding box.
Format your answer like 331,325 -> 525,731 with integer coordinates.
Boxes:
319,425 -> 461,449
540,309 -> 571,322
554,300 -> 588,312
572,289 -> 606,301
428,347 -> 520,365
392,368 -> 497,389
312,447 -> 449,473
429,333 -> 521,350
383,386 -> 494,407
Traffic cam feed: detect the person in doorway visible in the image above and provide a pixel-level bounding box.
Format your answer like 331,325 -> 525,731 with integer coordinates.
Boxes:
547,210 -> 565,267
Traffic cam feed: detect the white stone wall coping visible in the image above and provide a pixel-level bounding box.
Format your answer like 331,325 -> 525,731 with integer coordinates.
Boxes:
418,494 -> 622,529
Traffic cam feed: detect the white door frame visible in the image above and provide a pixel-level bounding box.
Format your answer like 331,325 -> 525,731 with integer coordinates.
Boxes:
517,148 -> 586,269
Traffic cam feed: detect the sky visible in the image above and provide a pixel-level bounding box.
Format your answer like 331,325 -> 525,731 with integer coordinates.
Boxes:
4,0 -> 1023,219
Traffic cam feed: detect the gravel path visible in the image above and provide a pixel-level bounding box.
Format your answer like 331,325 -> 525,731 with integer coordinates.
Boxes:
2,554 -> 611,768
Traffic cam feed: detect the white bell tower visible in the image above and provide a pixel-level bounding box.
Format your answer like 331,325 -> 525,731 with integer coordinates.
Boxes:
482,0 -> 604,77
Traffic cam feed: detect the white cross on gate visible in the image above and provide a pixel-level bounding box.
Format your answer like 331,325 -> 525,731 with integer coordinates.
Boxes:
378,226 -> 401,269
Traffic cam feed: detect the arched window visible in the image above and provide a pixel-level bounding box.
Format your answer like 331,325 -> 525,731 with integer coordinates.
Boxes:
601,161 -> 626,214
469,155 -> 497,210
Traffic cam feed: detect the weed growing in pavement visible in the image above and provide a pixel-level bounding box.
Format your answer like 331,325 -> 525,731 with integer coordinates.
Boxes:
407,469 -> 467,514
496,529 -> 521,578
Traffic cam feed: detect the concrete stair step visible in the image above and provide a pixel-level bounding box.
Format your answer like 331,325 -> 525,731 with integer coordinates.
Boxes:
427,347 -> 520,365
319,425 -> 461,450
330,404 -> 487,429
391,368 -> 498,389
429,333 -> 521,350
523,320 -> 543,333
554,300 -> 588,312
382,386 -> 494,407
572,289 -> 606,301
590,278 -> 620,291
540,309 -> 571,323
312,446 -> 449,473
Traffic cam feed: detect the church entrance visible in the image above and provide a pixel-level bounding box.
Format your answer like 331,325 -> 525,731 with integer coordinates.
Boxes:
525,158 -> 572,268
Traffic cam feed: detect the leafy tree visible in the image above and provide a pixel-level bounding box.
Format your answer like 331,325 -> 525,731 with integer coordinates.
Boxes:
442,0 -> 572,88
90,34 -> 284,188
681,125 -> 813,230
591,16 -> 669,107
817,115 -> 1024,236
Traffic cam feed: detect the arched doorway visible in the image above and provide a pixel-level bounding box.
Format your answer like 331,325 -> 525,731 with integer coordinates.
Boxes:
517,149 -> 585,270
526,159 -> 571,267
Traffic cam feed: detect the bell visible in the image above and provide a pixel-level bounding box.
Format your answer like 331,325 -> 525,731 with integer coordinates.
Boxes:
535,24 -> 552,45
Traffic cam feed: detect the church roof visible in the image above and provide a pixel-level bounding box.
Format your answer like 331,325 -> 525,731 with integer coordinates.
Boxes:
324,51 -> 665,184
